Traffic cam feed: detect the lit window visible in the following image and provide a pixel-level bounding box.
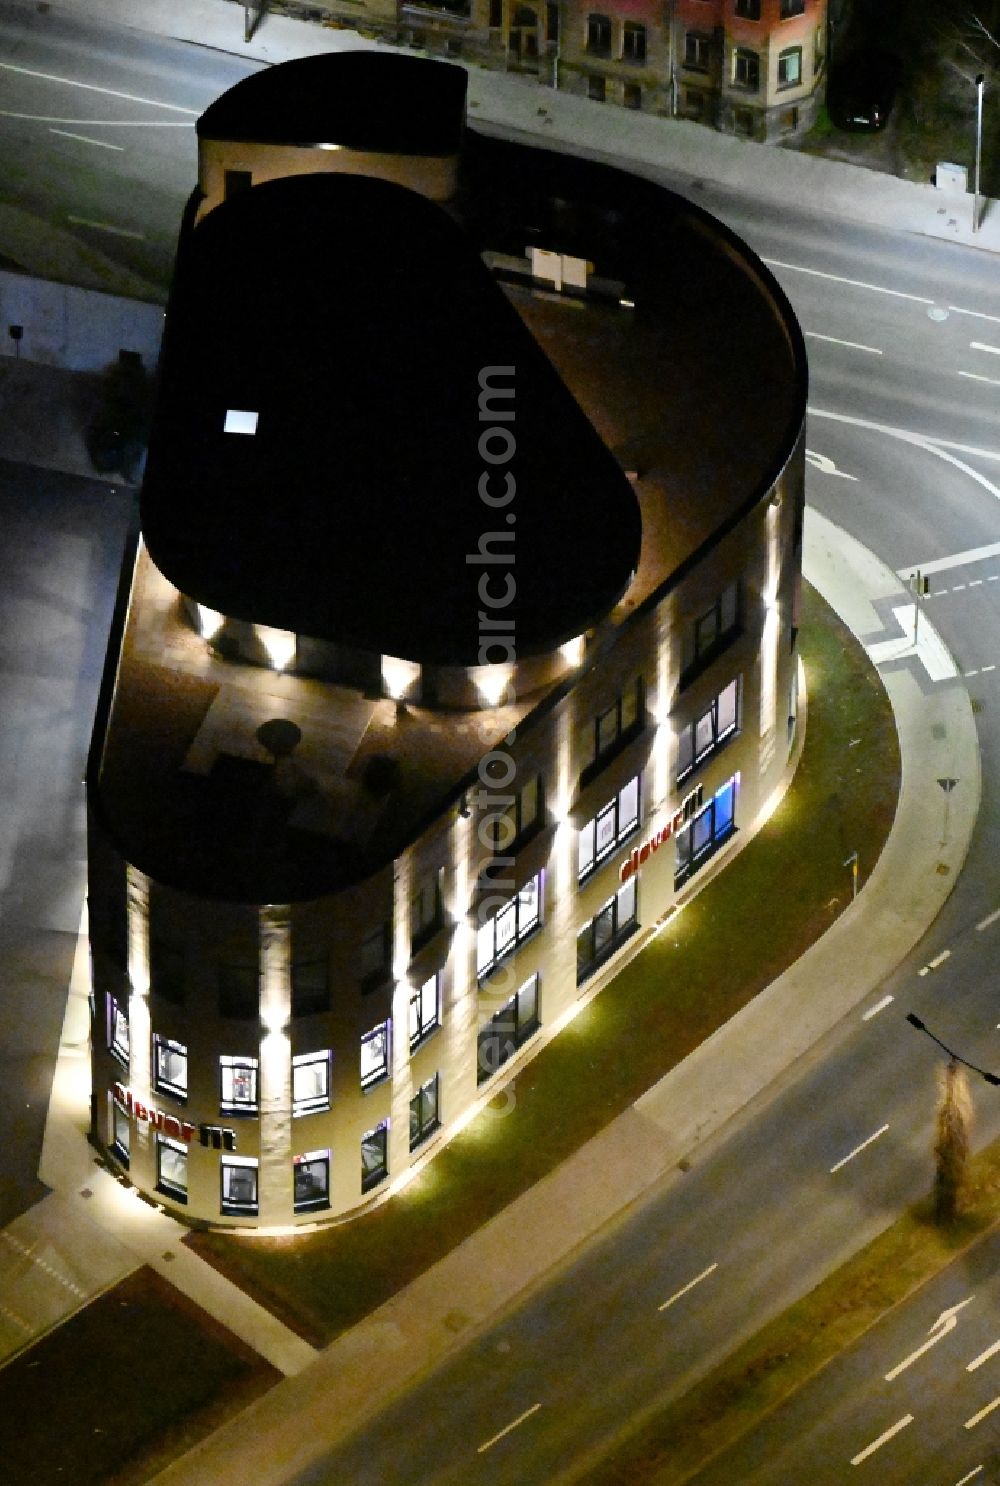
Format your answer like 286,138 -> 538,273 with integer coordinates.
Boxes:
223,408 -> 258,435
676,679 -> 740,781
156,1134 -> 188,1203
108,995 -> 129,1066
477,975 -> 540,1083
361,1021 -> 390,1088
410,1074 -> 441,1149
294,1149 -> 330,1212
409,975 -> 440,1050
220,1054 -> 259,1113
777,47 -> 802,86
153,1035 -> 188,1100
292,1051 -> 331,1116
578,776 -> 641,880
361,1121 -> 389,1192
477,872 -> 542,980
110,1095 -> 129,1166
220,1156 -> 258,1215
675,775 -> 739,887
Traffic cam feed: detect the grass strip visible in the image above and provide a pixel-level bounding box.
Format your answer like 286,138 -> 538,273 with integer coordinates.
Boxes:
0,1267 -> 280,1486
188,582 -> 900,1344
584,1141 -> 1000,1484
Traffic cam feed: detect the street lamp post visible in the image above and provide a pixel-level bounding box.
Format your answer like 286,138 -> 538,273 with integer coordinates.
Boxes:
974,73 -> 985,234
906,1012 -> 1000,1085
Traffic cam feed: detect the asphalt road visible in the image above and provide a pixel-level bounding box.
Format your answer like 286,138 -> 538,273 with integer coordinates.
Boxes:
4,6 -> 1000,1484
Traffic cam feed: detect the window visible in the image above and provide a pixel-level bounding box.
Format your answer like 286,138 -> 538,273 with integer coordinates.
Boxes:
778,47 -> 802,87
546,1 -> 559,41
676,679 -> 740,782
489,0 -> 501,24
685,87 -> 706,117
153,1035 -> 188,1100
292,959 -> 329,1017
150,939 -> 185,1005
488,774 -> 543,853
586,13 -> 611,54
156,1135 -> 188,1203
292,1051 -> 331,1116
477,975 -> 540,1083
294,1149 -> 330,1212
734,106 -> 756,136
675,775 -> 738,887
410,1074 -> 441,1149
361,1021 -> 390,1088
624,81 -> 642,109
733,49 -> 760,89
409,975 -> 440,1050
734,0 -> 760,16
780,0 -> 804,15
361,1121 -> 389,1192
588,74 -> 607,101
578,776 -> 640,880
411,870 -> 443,950
581,676 -> 643,778
108,995 -> 129,1066
577,879 -> 638,982
221,1157 -> 258,1216
218,962 -> 258,1020
110,1096 -> 129,1166
220,1054 -> 259,1113
360,923 -> 390,992
684,32 -> 711,70
622,22 -> 646,62
477,872 -> 542,979
684,582 -> 740,684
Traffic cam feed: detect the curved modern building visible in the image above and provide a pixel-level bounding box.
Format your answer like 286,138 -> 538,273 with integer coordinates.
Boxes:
87,50 -> 808,1228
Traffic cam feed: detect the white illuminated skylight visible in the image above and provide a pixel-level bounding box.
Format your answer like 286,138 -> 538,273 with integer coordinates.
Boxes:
224,408 -> 259,435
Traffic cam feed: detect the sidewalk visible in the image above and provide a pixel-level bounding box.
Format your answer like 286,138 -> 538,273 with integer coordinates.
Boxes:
46,0 -> 1000,259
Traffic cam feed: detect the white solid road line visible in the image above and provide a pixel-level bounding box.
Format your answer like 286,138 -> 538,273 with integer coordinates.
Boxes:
658,1262 -> 719,1312
0,60 -> 199,113
67,215 -> 145,240
976,908 -> 1000,931
965,1395 -> 1000,1429
1,111 -> 189,125
477,1403 -> 542,1454
967,1339 -> 1000,1371
898,540 -> 1000,578
951,304 -> 1000,324
958,371 -> 1000,388
805,331 -> 883,354
850,1414 -> 914,1465
763,258 -> 934,303
862,995 -> 894,1021
830,1124 -> 889,1174
971,341 -> 1000,355
954,1468 -> 985,1485
49,127 -> 123,150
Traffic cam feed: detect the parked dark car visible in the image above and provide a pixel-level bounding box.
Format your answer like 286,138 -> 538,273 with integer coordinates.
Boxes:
828,47 -> 902,132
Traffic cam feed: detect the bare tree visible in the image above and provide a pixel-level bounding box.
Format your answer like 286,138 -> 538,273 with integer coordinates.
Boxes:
934,1058 -> 972,1223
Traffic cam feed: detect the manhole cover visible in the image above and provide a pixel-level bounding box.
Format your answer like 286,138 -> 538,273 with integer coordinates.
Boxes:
928,306 -> 950,322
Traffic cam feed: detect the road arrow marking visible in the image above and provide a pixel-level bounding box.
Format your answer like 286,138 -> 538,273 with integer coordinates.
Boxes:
967,1339 -> 1000,1371
805,449 -> 858,480
850,1413 -> 914,1465
658,1262 -> 718,1312
885,1298 -> 973,1381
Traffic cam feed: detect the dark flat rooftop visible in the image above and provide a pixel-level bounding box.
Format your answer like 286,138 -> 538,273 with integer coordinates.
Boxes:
141,172 -> 643,667
196,50 -> 467,154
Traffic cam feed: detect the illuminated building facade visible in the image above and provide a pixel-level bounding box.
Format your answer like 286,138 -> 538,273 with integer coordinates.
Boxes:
87,51 -> 808,1228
